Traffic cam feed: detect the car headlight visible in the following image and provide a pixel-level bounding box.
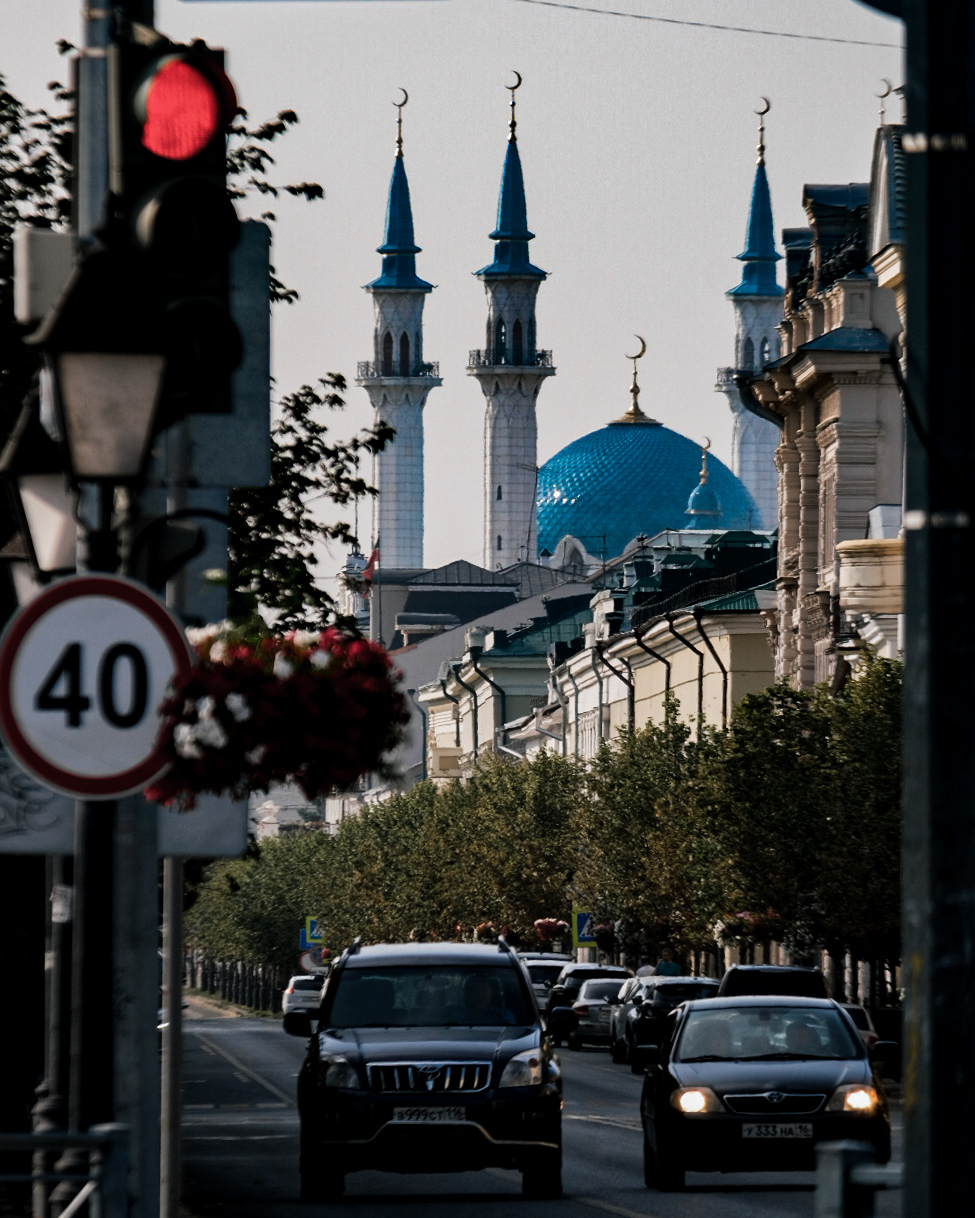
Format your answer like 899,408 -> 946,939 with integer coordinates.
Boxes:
670,1086 -> 723,1114
826,1084 -> 879,1114
322,1056 -> 359,1089
499,1050 -> 543,1088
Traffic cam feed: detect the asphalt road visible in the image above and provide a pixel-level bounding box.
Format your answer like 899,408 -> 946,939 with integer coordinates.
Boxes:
180,1002 -> 903,1218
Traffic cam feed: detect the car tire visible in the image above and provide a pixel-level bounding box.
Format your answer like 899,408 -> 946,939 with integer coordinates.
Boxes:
642,1129 -> 657,1188
522,1147 -> 562,1199
567,1035 -> 582,1051
299,1171 -> 344,1203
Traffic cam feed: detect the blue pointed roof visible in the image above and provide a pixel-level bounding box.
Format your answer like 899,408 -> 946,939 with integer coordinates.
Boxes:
728,159 -> 783,298
367,154 -> 433,292
476,137 -> 546,279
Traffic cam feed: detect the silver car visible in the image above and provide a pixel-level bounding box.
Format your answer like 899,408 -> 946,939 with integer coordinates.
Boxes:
282,975 -> 325,1015
568,978 -> 627,1049
517,953 -> 571,1006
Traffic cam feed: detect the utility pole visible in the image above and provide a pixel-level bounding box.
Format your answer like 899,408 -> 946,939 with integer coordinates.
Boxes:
901,1 -> 975,1213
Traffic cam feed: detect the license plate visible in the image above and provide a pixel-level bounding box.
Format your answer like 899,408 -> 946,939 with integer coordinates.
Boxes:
742,1123 -> 813,1139
597,1009 -> 611,1020
391,1107 -> 466,1123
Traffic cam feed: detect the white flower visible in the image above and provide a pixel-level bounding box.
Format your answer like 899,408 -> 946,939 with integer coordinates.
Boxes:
174,724 -> 204,760
194,718 -> 229,750
244,744 -> 267,765
310,650 -> 332,671
196,696 -> 217,720
225,692 -> 252,722
293,630 -> 318,649
273,654 -> 294,679
210,639 -> 228,664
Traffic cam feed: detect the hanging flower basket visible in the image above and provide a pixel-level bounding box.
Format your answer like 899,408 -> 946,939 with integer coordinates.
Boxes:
534,918 -> 569,945
145,623 -> 409,808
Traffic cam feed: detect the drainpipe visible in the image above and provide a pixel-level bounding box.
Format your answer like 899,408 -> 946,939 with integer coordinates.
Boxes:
470,650 -> 507,744
565,664 -> 582,759
633,623 -> 672,701
589,648 -> 605,745
547,657 -> 569,756
596,642 -> 635,732
692,608 -> 728,730
452,662 -> 480,764
666,614 -> 705,740
440,677 -> 461,748
407,688 -> 428,782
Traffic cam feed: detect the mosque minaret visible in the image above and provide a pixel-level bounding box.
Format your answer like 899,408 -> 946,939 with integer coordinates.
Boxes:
716,102 -> 783,531
356,92 -> 441,569
468,77 -> 555,570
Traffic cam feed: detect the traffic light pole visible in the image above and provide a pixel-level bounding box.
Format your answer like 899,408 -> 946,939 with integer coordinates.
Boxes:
902,1 -> 975,1213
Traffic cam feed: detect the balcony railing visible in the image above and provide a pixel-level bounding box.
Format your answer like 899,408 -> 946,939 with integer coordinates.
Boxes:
356,361 -> 440,380
468,349 -> 553,369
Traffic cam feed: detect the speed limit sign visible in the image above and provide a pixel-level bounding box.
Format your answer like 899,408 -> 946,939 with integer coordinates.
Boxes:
0,576 -> 192,799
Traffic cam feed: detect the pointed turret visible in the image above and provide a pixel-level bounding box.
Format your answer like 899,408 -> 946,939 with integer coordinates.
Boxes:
357,92 -> 441,581
728,108 -> 783,298
468,76 -> 555,569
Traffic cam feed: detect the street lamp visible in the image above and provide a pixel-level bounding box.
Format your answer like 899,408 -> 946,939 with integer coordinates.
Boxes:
0,397 -> 78,581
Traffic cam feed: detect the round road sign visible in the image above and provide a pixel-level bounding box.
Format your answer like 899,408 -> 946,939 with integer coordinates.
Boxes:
0,576 -> 192,799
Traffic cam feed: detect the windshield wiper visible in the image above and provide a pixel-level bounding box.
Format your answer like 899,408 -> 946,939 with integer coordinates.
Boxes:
680,1054 -> 733,1062
738,1052 -> 834,1061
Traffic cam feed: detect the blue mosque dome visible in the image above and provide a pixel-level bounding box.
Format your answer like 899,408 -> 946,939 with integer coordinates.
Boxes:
536,412 -> 760,560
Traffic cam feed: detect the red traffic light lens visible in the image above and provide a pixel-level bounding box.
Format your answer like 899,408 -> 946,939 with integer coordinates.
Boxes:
141,58 -> 229,161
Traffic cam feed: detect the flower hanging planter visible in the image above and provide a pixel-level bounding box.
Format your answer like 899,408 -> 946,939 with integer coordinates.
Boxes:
145,624 -> 408,808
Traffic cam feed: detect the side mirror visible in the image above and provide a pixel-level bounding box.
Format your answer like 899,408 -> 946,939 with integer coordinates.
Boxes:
283,1011 -> 312,1038
547,1007 -> 580,1039
640,999 -> 655,1013
630,1044 -> 660,1072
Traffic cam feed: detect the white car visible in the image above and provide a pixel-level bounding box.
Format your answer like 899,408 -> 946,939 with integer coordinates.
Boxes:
282,975 -> 325,1015
517,952 -> 572,1006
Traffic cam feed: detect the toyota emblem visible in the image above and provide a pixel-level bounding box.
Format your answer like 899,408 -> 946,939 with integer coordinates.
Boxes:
767,1091 -> 785,1105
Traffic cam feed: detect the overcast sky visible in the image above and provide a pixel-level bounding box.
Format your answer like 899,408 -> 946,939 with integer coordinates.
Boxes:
4,0 -> 902,581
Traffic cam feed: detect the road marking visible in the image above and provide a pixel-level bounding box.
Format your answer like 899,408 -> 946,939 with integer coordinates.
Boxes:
577,1198 -> 662,1218
191,1031 -> 295,1107
565,1113 -> 642,1132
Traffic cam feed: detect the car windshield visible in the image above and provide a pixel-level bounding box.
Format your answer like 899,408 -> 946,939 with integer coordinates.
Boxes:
580,981 -> 624,1001
653,982 -> 717,1005
526,964 -> 566,985
293,978 -> 323,992
675,1006 -> 862,1062
323,965 -> 534,1028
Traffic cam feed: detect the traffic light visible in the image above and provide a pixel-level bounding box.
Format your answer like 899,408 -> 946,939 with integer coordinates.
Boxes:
108,38 -> 242,425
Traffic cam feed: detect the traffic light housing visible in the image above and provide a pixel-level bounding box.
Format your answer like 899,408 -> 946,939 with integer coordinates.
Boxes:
108,38 -> 241,426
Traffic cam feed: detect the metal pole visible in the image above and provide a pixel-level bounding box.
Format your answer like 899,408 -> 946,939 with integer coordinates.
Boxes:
159,858 -> 183,1218
901,2 -> 975,1213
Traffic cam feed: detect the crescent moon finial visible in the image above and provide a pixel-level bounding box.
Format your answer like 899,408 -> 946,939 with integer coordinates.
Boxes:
876,78 -> 893,123
624,335 -> 647,361
507,71 -> 522,141
393,88 -> 408,156
754,97 -> 769,164
702,436 -> 712,452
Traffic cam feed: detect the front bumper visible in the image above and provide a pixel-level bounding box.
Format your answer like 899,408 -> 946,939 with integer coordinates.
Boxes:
650,1110 -> 891,1172
300,1085 -> 562,1174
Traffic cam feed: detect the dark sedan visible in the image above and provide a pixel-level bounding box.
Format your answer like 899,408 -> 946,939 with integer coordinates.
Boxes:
638,996 -> 892,1191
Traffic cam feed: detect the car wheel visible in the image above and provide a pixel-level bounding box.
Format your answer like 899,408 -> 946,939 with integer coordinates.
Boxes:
657,1158 -> 685,1192
567,1034 -> 582,1051
299,1171 -> 344,1203
522,1147 -> 562,1199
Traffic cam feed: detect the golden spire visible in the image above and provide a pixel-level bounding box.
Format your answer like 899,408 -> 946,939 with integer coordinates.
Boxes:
507,71 -> 522,142
755,97 -> 770,165
613,335 -> 656,424
698,437 -> 712,484
394,88 -> 408,158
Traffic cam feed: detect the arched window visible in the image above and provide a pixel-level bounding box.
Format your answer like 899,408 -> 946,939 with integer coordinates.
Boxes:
512,319 -> 524,365
528,317 -> 536,360
496,485 -> 503,501
494,316 -> 506,364
742,336 -> 754,370
399,332 -> 410,376
760,337 -> 770,366
382,331 -> 393,376
497,534 -> 503,552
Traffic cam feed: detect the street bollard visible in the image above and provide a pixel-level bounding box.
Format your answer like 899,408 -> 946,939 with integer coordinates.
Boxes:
815,1141 -> 877,1218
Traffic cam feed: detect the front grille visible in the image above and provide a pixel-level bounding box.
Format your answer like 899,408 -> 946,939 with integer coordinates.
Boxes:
723,1093 -> 826,1116
367,1062 -> 491,1094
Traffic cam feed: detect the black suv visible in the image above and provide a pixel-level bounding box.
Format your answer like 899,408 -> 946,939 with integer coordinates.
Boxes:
716,965 -> 829,999
283,940 -> 574,1201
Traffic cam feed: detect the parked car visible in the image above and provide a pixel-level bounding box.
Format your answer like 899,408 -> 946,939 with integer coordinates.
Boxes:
546,964 -> 631,1046
283,940 -> 576,1201
568,978 -> 628,1049
281,975 -> 325,1015
608,976 -> 719,1067
517,952 -> 572,1007
841,1003 -> 879,1051
716,965 -> 829,999
638,996 -> 894,1191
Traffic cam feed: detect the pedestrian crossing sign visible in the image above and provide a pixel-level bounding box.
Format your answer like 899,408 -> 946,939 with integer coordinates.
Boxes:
299,916 -> 324,950
573,908 -> 596,948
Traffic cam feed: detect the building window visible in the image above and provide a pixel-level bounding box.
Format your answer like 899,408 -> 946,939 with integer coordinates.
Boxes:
494,317 -> 506,364
528,317 -> 536,359
496,485 -> 502,501
742,336 -> 754,370
497,534 -> 503,552
512,319 -> 523,365
400,332 -> 410,376
760,337 -> 770,365
382,331 -> 393,375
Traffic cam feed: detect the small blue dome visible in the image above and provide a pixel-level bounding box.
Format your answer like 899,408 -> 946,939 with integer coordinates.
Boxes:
537,420 -> 759,559
686,478 -> 721,516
